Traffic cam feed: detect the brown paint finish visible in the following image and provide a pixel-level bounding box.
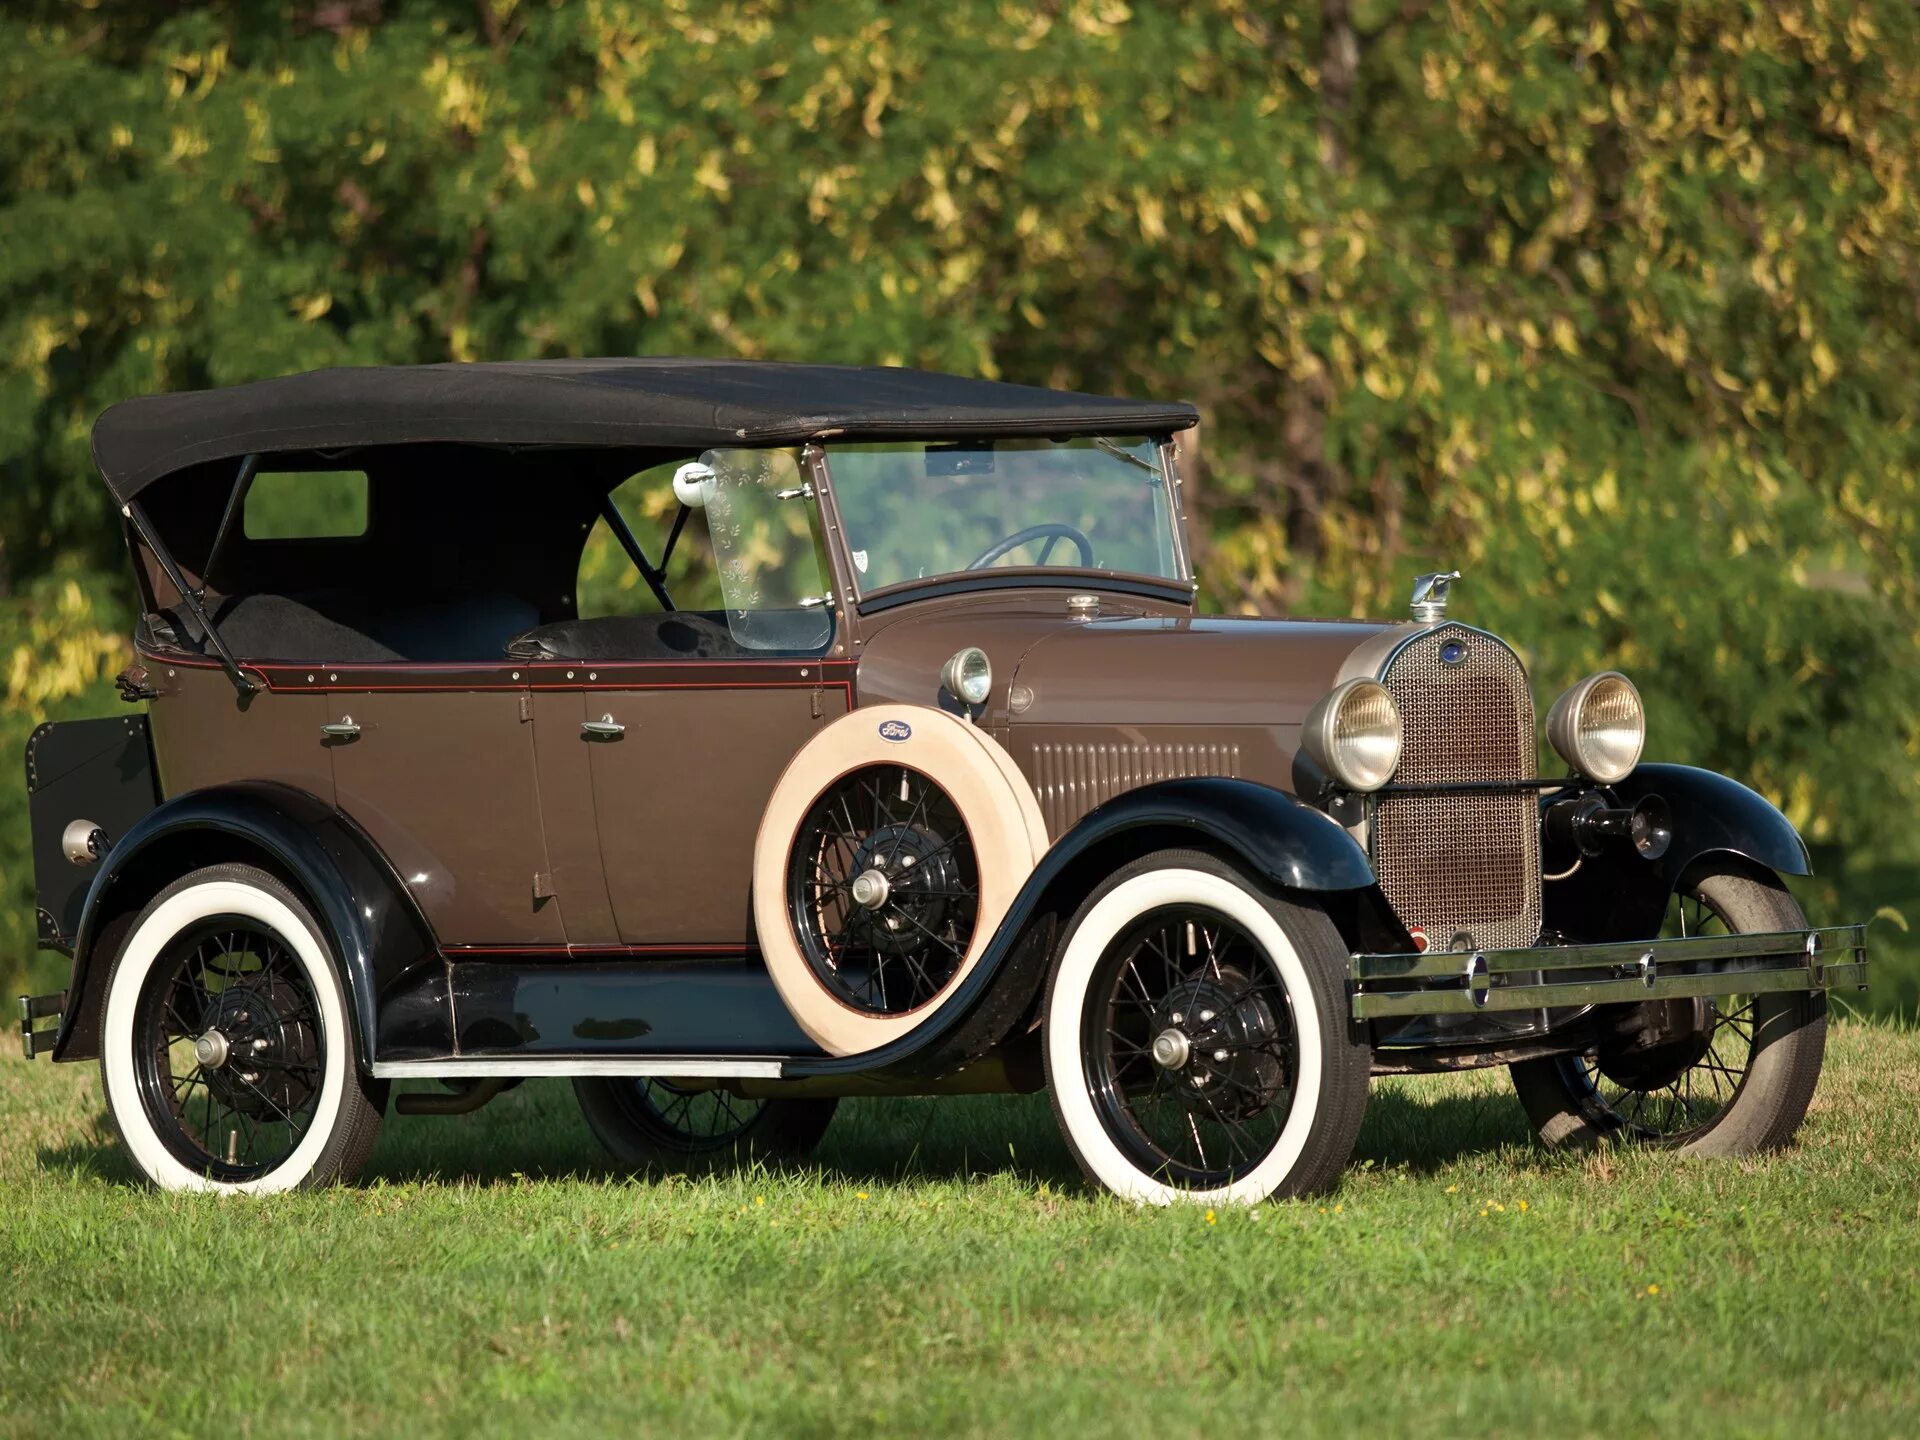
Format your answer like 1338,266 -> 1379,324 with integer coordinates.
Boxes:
585,677 -> 849,944
528,689 -> 620,947
850,589 -> 1190,713
1010,722 -> 1292,837
141,588 -> 1391,956
849,598 -> 1393,817
325,689 -> 565,947
145,658 -> 333,805
1006,616 -> 1395,728
128,445 -> 1396,965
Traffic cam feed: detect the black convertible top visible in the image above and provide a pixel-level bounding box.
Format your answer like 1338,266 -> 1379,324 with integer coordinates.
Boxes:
91,358 -> 1199,500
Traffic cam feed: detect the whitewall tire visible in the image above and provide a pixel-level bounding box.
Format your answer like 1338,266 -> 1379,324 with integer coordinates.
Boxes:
98,863 -> 385,1193
1044,850 -> 1371,1205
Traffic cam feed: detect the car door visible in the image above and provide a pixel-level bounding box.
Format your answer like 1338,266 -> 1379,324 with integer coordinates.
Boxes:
567,447 -> 848,947
326,681 -> 566,948
583,672 -> 846,945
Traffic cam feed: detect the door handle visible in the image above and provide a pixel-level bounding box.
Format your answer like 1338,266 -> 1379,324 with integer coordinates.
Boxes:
320,717 -> 361,740
581,715 -> 625,739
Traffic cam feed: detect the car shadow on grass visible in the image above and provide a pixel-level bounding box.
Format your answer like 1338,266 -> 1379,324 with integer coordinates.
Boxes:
37,1125 -> 138,1186
360,1088 -> 1086,1190
1355,1079 -> 1544,1174
39,1079 -> 1545,1192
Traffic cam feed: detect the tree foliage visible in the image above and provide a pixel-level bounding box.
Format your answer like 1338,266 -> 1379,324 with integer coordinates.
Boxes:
1,0 -> 1915,1005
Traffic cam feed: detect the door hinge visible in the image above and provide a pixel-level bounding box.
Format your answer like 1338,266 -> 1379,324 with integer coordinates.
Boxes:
532,871 -> 555,901
811,687 -> 823,719
518,693 -> 533,723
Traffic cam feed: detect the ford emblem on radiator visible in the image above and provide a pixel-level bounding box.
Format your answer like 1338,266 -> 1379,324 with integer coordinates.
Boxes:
1439,639 -> 1468,666
878,719 -> 912,743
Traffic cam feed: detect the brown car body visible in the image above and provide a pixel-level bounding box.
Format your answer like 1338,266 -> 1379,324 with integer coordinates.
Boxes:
17,361 -> 1869,1199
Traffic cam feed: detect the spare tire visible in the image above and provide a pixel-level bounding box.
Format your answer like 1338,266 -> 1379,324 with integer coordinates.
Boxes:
753,705 -> 1047,1056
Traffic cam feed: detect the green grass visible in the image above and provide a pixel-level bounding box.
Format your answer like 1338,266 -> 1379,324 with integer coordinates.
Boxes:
4,1025 -> 1918,1438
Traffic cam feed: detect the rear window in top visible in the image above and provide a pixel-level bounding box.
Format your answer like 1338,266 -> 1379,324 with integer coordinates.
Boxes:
243,471 -> 369,540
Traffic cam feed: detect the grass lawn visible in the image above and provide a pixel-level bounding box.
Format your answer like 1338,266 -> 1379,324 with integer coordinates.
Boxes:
3,1022 -> 1917,1438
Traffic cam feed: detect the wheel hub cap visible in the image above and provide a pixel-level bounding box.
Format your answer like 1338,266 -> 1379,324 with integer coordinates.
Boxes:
1147,971 -> 1290,1118
193,1029 -> 230,1070
1151,1028 -> 1191,1070
847,825 -> 961,956
850,868 -> 891,910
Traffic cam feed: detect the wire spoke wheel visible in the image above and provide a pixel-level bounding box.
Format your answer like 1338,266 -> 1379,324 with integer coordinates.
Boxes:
132,919 -> 326,1183
1512,862 -> 1827,1158
573,1076 -> 837,1173
631,1081 -> 767,1149
1084,904 -> 1299,1190
1567,888 -> 1759,1145
786,763 -> 980,1016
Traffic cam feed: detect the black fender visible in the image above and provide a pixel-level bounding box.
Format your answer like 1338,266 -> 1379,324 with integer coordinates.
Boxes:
1543,763 -> 1812,942
52,781 -> 437,1069
786,777 -> 1378,1081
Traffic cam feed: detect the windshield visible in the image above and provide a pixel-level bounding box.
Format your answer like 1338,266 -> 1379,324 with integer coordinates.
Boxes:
823,438 -> 1183,595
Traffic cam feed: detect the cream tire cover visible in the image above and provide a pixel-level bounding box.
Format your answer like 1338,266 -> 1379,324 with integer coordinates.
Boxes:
753,704 -> 1049,1056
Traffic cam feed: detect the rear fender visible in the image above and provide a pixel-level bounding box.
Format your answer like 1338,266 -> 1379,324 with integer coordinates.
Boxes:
52,782 -> 437,1068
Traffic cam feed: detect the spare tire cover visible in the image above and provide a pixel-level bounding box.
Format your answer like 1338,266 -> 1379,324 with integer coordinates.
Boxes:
752,705 -> 1047,1057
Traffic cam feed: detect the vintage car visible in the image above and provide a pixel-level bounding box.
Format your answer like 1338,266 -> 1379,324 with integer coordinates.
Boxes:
17,359 -> 1868,1201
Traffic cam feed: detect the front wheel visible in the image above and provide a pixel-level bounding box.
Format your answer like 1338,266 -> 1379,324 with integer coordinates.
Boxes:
98,863 -> 386,1193
573,1078 -> 837,1173
1510,863 -> 1828,1155
1043,850 -> 1371,1205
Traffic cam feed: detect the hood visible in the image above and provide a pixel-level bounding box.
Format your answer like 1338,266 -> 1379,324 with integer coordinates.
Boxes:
1007,614 -> 1407,728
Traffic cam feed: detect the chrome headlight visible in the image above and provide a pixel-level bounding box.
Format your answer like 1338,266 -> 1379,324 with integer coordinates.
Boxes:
1546,672 -> 1645,783
941,647 -> 993,705
1303,679 -> 1403,793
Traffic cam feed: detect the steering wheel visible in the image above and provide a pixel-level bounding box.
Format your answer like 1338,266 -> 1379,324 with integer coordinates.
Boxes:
965,522 -> 1095,571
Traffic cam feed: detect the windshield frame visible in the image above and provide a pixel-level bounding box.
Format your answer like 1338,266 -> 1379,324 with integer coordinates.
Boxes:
811,435 -> 1194,613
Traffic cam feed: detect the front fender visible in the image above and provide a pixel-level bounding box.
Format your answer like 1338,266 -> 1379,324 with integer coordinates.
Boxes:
1544,763 -> 1811,941
53,782 -> 437,1068
1067,776 -> 1379,894
786,777 -> 1376,1080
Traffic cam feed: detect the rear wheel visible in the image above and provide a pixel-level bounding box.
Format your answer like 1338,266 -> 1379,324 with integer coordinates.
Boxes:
573,1077 -> 836,1173
1044,850 -> 1370,1205
98,863 -> 386,1193
1511,863 -> 1827,1155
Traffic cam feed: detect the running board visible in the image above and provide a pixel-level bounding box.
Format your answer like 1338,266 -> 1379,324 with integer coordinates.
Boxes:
370,1055 -> 789,1080
1348,925 -> 1868,1020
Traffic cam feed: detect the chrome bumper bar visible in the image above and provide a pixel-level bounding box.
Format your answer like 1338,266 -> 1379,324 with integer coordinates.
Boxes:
17,991 -> 64,1060
1348,925 -> 1868,1020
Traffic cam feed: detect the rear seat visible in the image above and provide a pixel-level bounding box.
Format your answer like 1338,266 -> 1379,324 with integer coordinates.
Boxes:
145,590 -> 539,664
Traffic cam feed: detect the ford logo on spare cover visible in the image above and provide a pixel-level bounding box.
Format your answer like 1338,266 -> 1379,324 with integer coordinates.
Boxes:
1439,639 -> 1469,667
878,719 -> 913,743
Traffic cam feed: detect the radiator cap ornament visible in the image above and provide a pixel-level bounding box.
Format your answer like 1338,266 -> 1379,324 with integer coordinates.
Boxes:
1410,569 -> 1462,623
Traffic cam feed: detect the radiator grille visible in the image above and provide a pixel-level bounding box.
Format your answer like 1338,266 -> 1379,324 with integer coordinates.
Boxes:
1026,740 -> 1240,838
1372,625 -> 1541,951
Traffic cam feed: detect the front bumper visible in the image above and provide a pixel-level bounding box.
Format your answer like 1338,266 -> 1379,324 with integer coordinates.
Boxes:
1349,925 -> 1867,1020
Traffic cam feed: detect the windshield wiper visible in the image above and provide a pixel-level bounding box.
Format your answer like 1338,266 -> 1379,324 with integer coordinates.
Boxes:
1092,436 -> 1158,474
